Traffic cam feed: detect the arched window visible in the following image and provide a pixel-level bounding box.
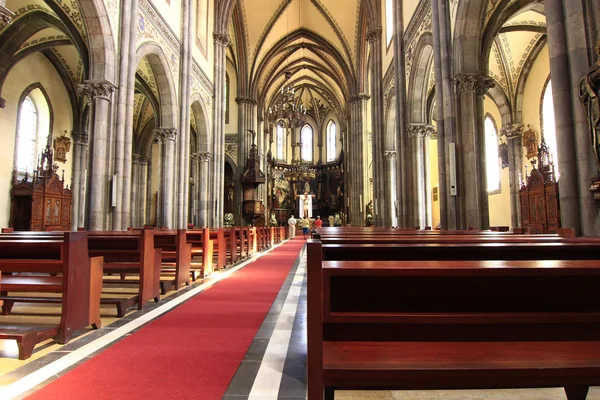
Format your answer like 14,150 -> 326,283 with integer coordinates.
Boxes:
276,124 -> 285,160
301,124 -> 313,162
15,96 -> 38,176
484,115 -> 500,192
326,120 -> 337,162
385,0 -> 393,46
542,79 -> 559,178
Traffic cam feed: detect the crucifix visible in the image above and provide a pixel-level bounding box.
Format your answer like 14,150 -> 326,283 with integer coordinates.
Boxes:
295,183 -> 315,219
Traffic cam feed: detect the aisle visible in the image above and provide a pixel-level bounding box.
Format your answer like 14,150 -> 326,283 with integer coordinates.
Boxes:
12,238 -> 305,400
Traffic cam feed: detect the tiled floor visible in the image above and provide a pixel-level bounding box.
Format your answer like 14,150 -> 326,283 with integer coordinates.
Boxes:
1,242 -> 600,400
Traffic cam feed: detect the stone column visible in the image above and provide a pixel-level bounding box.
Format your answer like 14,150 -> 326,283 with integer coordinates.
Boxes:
212,33 -> 229,228
71,132 -> 86,229
384,150 -> 398,227
130,153 -> 141,228
113,0 -> 138,231
392,0 -> 409,228
453,73 -> 495,230
348,94 -> 370,226
176,0 -> 193,229
545,0 -> 582,233
77,80 -> 116,230
407,124 -> 435,229
367,27 -> 386,227
500,124 -> 524,229
235,97 -> 257,225
139,156 -> 149,226
162,128 -> 178,228
562,0 -> 597,235
145,158 -> 153,225
431,0 -> 455,229
198,151 -> 212,227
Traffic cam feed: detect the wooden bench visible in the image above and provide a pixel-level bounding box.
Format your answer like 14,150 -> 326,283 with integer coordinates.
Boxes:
185,228 -> 214,279
0,232 -> 103,359
209,228 -> 227,269
88,230 -> 161,317
307,240 -> 600,400
153,229 -> 192,293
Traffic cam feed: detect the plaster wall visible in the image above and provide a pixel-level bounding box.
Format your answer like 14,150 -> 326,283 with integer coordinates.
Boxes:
0,53 -> 74,229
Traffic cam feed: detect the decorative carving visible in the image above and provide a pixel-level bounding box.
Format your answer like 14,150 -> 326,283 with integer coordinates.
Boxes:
77,80 -> 116,102
407,123 -> 436,138
366,28 -> 382,44
0,4 -> 15,24
132,153 -> 142,164
235,96 -> 258,105
72,132 -> 89,145
139,156 -> 150,166
53,131 -> 72,163
500,124 -> 524,139
453,73 -> 495,95
198,152 -> 212,162
153,127 -> 177,143
522,124 -> 538,160
225,142 -> 237,163
213,32 -> 230,47
383,150 -> 397,160
349,93 -> 371,103
0,96 -> 5,108
152,129 -> 164,144
580,40 -> 600,201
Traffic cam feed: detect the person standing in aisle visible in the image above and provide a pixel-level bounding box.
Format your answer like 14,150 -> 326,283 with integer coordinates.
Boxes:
287,214 -> 297,238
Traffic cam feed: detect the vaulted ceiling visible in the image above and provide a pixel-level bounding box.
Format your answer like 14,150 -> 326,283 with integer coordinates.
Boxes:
229,0 -> 419,122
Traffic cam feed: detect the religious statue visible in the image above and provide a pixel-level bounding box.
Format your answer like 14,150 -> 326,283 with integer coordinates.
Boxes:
304,181 -> 311,194
303,193 -> 310,218
580,41 -> 600,198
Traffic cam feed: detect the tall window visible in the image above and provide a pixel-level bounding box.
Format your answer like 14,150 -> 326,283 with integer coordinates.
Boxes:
15,96 -> 38,175
301,124 -> 313,162
327,120 -> 337,162
542,79 -> 559,178
484,116 -> 500,192
276,124 -> 285,160
385,0 -> 393,46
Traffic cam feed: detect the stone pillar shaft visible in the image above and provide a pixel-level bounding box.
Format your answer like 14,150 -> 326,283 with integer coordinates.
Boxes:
453,73 -> 494,229
408,124 -> 435,228
131,154 -> 141,227
139,157 -> 149,225
198,152 -> 212,227
367,28 -> 386,227
77,80 -> 116,230
212,33 -> 229,228
384,151 -> 398,227
501,124 -> 524,229
545,0 -> 582,233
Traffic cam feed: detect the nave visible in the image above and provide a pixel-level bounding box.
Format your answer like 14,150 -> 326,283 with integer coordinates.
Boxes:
1,235 -> 599,400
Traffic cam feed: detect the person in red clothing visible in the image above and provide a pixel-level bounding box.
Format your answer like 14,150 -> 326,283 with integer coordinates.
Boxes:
314,215 -> 323,228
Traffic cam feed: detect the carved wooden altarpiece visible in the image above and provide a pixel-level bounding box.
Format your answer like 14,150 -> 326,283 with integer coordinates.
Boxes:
519,138 -> 560,234
9,141 -> 72,231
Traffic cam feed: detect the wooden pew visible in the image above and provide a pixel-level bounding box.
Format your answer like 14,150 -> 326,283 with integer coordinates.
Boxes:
209,228 -> 227,270
0,232 -> 103,359
307,240 -> 600,400
88,230 -> 161,317
185,228 -> 214,279
153,229 -> 192,293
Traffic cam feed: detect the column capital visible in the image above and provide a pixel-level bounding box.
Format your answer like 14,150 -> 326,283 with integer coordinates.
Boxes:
235,96 -> 257,105
407,123 -> 436,138
0,4 -> 15,24
139,156 -> 150,165
132,153 -> 142,164
453,73 -> 495,96
383,150 -> 397,160
349,93 -> 371,103
153,127 -> 178,142
366,28 -> 382,44
0,96 -> 5,108
198,151 -> 213,162
72,132 -> 89,145
213,32 -> 230,47
77,80 -> 116,102
500,124 -> 524,139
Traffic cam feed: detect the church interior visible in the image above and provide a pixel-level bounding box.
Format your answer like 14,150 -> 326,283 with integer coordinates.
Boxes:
0,0 -> 600,398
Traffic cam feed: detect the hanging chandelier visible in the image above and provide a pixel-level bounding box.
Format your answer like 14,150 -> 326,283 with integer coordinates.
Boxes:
284,156 -> 316,182
267,71 -> 307,128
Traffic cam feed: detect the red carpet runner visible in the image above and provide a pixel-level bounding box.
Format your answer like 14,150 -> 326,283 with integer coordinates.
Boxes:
27,237 -> 306,400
